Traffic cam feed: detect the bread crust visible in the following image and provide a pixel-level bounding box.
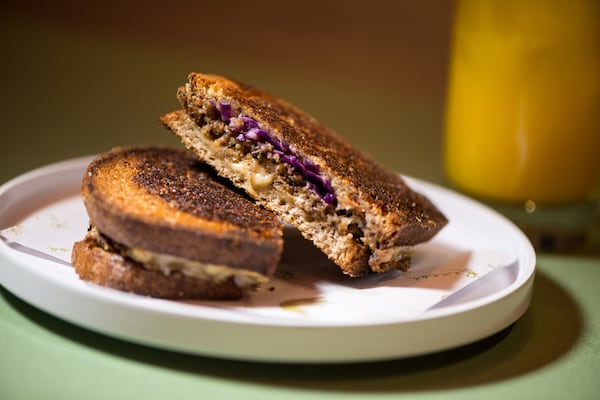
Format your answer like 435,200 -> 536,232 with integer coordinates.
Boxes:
161,73 -> 448,276
72,237 -> 244,299
81,146 -> 283,276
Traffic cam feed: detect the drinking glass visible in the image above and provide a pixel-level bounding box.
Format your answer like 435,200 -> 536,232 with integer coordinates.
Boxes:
444,0 -> 600,251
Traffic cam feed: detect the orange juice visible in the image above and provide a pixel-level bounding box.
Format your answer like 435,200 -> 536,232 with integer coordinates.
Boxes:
444,0 -> 600,205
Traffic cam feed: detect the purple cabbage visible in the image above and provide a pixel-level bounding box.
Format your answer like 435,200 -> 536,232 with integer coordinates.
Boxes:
207,101 -> 232,123
214,101 -> 337,206
217,102 -> 232,123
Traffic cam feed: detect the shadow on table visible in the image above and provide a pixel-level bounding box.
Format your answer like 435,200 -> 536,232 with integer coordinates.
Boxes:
2,265 -> 583,393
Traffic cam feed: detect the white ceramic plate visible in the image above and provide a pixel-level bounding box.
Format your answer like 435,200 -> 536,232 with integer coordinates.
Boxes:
0,156 -> 535,363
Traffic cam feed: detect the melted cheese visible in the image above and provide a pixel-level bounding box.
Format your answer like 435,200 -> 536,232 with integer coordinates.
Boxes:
89,227 -> 266,288
125,247 -> 268,288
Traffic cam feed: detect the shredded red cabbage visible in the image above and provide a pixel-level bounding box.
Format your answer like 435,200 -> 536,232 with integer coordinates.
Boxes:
215,102 -> 337,206
216,102 -> 232,123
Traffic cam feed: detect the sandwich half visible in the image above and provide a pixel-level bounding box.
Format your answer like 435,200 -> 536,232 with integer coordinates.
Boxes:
71,146 -> 283,299
160,72 -> 448,277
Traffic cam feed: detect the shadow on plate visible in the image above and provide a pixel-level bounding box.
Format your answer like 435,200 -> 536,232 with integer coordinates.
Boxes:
185,227 -> 472,311
1,264 -> 583,393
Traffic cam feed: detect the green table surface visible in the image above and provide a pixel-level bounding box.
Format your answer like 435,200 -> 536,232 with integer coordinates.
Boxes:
1,255 -> 599,400
2,4 -> 600,399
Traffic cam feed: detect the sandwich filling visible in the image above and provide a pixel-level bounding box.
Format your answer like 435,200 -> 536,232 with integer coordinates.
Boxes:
88,226 -> 268,288
209,101 -> 337,206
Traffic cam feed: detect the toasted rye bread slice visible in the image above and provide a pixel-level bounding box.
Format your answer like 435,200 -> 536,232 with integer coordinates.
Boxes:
160,73 -> 448,277
72,236 -> 247,300
72,146 -> 283,299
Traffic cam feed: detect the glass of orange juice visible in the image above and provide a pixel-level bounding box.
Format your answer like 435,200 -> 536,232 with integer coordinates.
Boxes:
444,0 -> 600,251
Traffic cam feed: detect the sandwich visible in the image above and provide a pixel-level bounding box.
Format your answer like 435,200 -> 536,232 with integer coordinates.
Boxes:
160,72 -> 448,277
71,146 -> 283,299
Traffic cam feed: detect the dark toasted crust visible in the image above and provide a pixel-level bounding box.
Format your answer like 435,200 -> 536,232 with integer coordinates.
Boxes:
81,146 -> 283,276
72,237 -> 244,299
180,73 -> 447,229
164,72 -> 448,276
